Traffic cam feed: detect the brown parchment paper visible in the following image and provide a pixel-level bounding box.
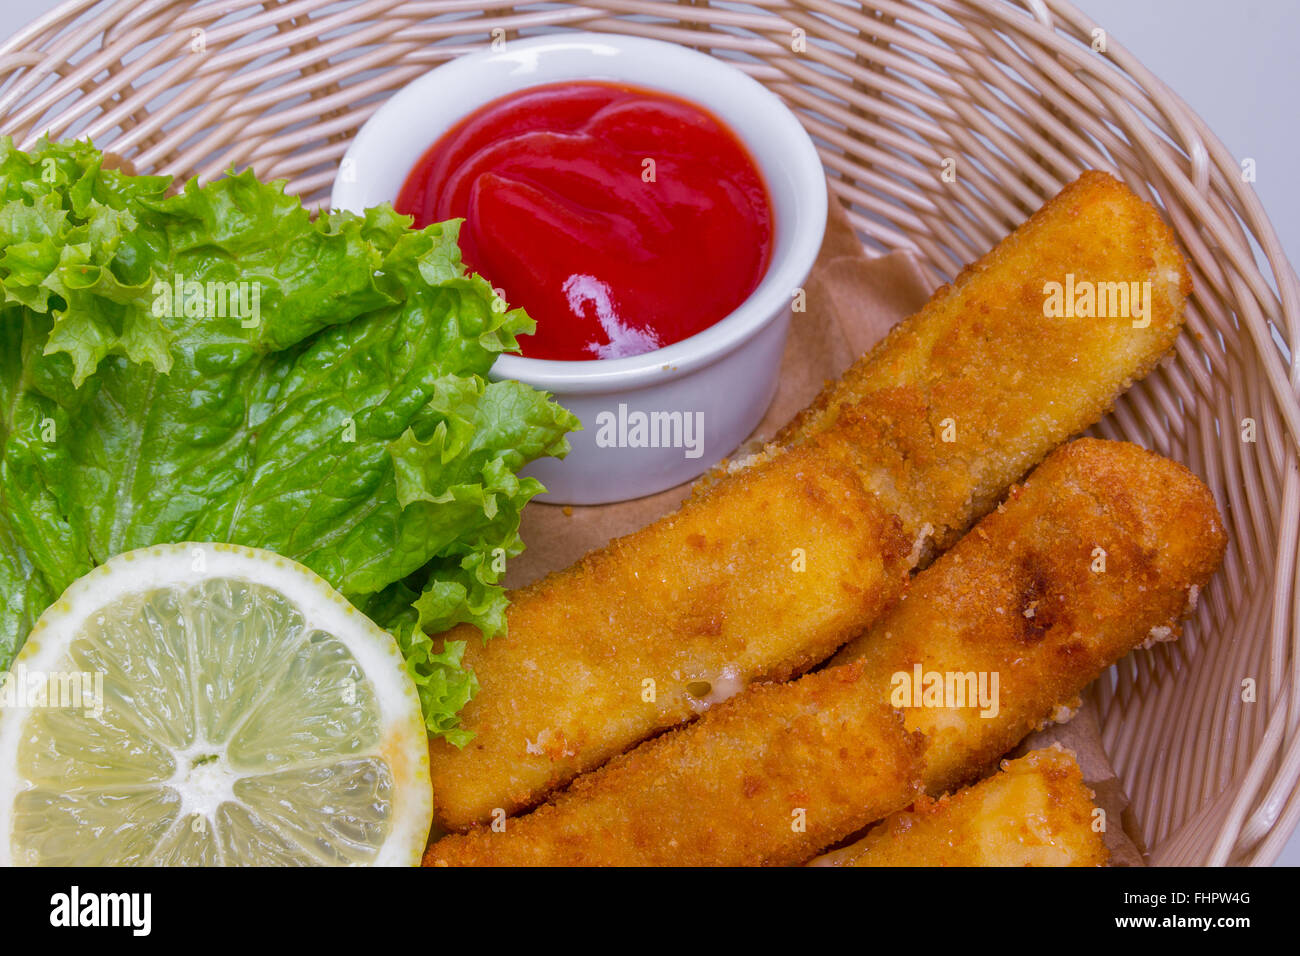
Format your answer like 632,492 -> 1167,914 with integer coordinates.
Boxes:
507,192 -> 1146,866
1014,700 -> 1147,866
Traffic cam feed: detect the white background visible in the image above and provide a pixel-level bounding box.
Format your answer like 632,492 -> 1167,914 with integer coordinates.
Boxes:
1,0 -> 1297,864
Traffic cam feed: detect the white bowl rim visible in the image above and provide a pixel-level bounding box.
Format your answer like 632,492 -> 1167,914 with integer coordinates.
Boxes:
332,31 -> 828,394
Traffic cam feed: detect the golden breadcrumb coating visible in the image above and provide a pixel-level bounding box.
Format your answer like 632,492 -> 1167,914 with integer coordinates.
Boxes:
782,170 -> 1191,559
428,171 -> 1192,831
424,440 -> 1224,865
832,438 -> 1226,798
429,444 -> 912,829
810,747 -> 1108,867
429,670 -> 923,867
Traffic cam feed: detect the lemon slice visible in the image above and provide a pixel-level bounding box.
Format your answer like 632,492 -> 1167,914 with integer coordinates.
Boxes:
0,543 -> 433,866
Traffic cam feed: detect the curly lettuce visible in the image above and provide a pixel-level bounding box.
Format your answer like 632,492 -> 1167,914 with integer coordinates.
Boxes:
0,137 -> 579,741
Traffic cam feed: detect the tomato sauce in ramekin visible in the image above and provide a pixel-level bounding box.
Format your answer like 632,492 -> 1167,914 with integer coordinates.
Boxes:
395,81 -> 773,362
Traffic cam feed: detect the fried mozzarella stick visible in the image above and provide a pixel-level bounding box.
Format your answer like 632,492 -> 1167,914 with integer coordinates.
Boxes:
809,747 -> 1107,867
432,444 -> 915,829
429,172 -> 1191,830
425,440 -> 1225,865
829,440 -> 1224,800
427,670 -> 925,867
779,170 -> 1191,559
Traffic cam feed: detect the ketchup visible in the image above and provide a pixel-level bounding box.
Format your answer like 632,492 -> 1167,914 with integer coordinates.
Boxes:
395,82 -> 773,361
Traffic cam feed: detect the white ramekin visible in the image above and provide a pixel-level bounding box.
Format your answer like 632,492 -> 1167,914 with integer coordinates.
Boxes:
332,32 -> 827,504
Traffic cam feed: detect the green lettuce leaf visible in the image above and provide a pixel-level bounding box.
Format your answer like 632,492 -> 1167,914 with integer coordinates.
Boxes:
190,221 -> 543,597
0,138 -> 173,383
0,137 -> 579,742
0,312 -> 62,663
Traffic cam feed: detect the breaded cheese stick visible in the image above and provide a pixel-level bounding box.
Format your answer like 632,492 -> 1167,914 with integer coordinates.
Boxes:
830,439 -> 1224,799
432,672 -> 923,867
809,747 -> 1107,867
779,170 -> 1191,559
429,172 -> 1192,831
425,440 -> 1225,865
430,442 -> 914,830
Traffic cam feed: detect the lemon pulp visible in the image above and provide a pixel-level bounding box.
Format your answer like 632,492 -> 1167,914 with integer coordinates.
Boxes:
0,544 -> 432,866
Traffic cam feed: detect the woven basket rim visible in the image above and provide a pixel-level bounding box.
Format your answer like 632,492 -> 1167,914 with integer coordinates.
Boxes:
0,0 -> 1297,866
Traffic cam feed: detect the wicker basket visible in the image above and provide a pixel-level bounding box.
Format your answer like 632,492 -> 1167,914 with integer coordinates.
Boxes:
2,0 -> 1296,867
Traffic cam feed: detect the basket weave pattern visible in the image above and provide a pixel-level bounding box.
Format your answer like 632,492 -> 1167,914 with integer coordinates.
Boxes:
1,0 -> 1296,866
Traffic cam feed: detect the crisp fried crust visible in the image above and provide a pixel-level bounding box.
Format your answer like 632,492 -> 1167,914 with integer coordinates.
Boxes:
428,171 -> 1192,831
810,747 -> 1108,867
424,440 -> 1224,866
833,438 -> 1227,798
429,443 -> 913,829
427,670 -> 924,867
782,170 -> 1191,558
